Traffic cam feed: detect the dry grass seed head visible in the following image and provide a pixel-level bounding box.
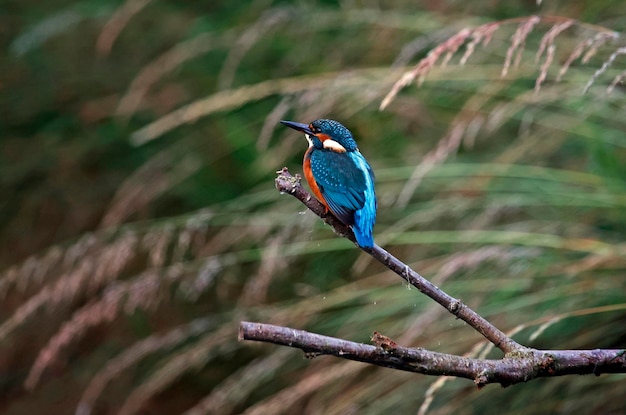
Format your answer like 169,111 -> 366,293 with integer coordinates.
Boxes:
460,22 -> 501,65
380,28 -> 473,110
116,327 -> 233,415
27,264 -> 188,391
502,16 -> 541,77
0,232 -> 138,343
534,21 -> 574,91
76,317 -> 215,415
584,46 -> 626,93
557,31 -> 618,82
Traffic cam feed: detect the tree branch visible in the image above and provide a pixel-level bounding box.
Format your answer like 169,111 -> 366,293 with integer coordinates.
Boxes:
239,322 -> 626,387
236,168 -> 626,386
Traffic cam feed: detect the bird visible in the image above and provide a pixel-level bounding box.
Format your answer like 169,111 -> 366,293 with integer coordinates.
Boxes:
280,118 -> 377,248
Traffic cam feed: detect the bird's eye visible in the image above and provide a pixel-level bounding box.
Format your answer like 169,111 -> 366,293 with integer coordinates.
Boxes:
309,124 -> 320,133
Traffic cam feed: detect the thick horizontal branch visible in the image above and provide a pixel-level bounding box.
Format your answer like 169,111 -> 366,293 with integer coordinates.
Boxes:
240,322 -> 626,387
275,167 -> 520,354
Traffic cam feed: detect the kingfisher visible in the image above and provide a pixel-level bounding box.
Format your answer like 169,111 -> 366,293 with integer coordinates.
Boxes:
280,118 -> 377,248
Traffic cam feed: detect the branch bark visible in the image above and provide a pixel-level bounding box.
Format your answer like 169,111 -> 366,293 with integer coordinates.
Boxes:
237,167 -> 626,386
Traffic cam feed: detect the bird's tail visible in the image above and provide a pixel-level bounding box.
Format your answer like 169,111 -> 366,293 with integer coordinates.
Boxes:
353,227 -> 373,248
353,208 -> 375,248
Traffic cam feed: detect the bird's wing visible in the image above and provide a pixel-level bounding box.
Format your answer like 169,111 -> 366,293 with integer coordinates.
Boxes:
309,150 -> 368,225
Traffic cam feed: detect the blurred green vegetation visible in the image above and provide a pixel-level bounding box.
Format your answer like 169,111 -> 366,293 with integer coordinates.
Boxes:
1,1 -> 626,414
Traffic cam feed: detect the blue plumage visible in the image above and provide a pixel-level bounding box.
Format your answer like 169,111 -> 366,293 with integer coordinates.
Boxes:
348,152 -> 376,248
309,150 -> 365,224
280,118 -> 377,248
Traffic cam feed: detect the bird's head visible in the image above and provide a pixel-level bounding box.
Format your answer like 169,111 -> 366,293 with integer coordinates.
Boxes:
280,119 -> 358,153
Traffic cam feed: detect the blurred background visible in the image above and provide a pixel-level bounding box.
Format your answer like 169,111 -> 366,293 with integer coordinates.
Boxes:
1,1 -> 626,414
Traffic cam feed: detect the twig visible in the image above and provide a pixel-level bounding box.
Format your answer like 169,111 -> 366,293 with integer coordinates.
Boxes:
274,167 -> 521,354
239,322 -> 626,387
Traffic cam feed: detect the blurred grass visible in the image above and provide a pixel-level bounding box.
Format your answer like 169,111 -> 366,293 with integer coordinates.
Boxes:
1,1 -> 626,414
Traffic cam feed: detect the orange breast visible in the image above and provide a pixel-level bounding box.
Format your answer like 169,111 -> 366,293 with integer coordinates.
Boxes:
303,148 -> 329,210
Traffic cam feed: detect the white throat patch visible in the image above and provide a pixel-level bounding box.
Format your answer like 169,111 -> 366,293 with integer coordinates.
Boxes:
305,133 -> 313,148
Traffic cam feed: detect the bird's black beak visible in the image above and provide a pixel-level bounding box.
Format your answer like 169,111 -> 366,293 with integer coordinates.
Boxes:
280,120 -> 314,135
